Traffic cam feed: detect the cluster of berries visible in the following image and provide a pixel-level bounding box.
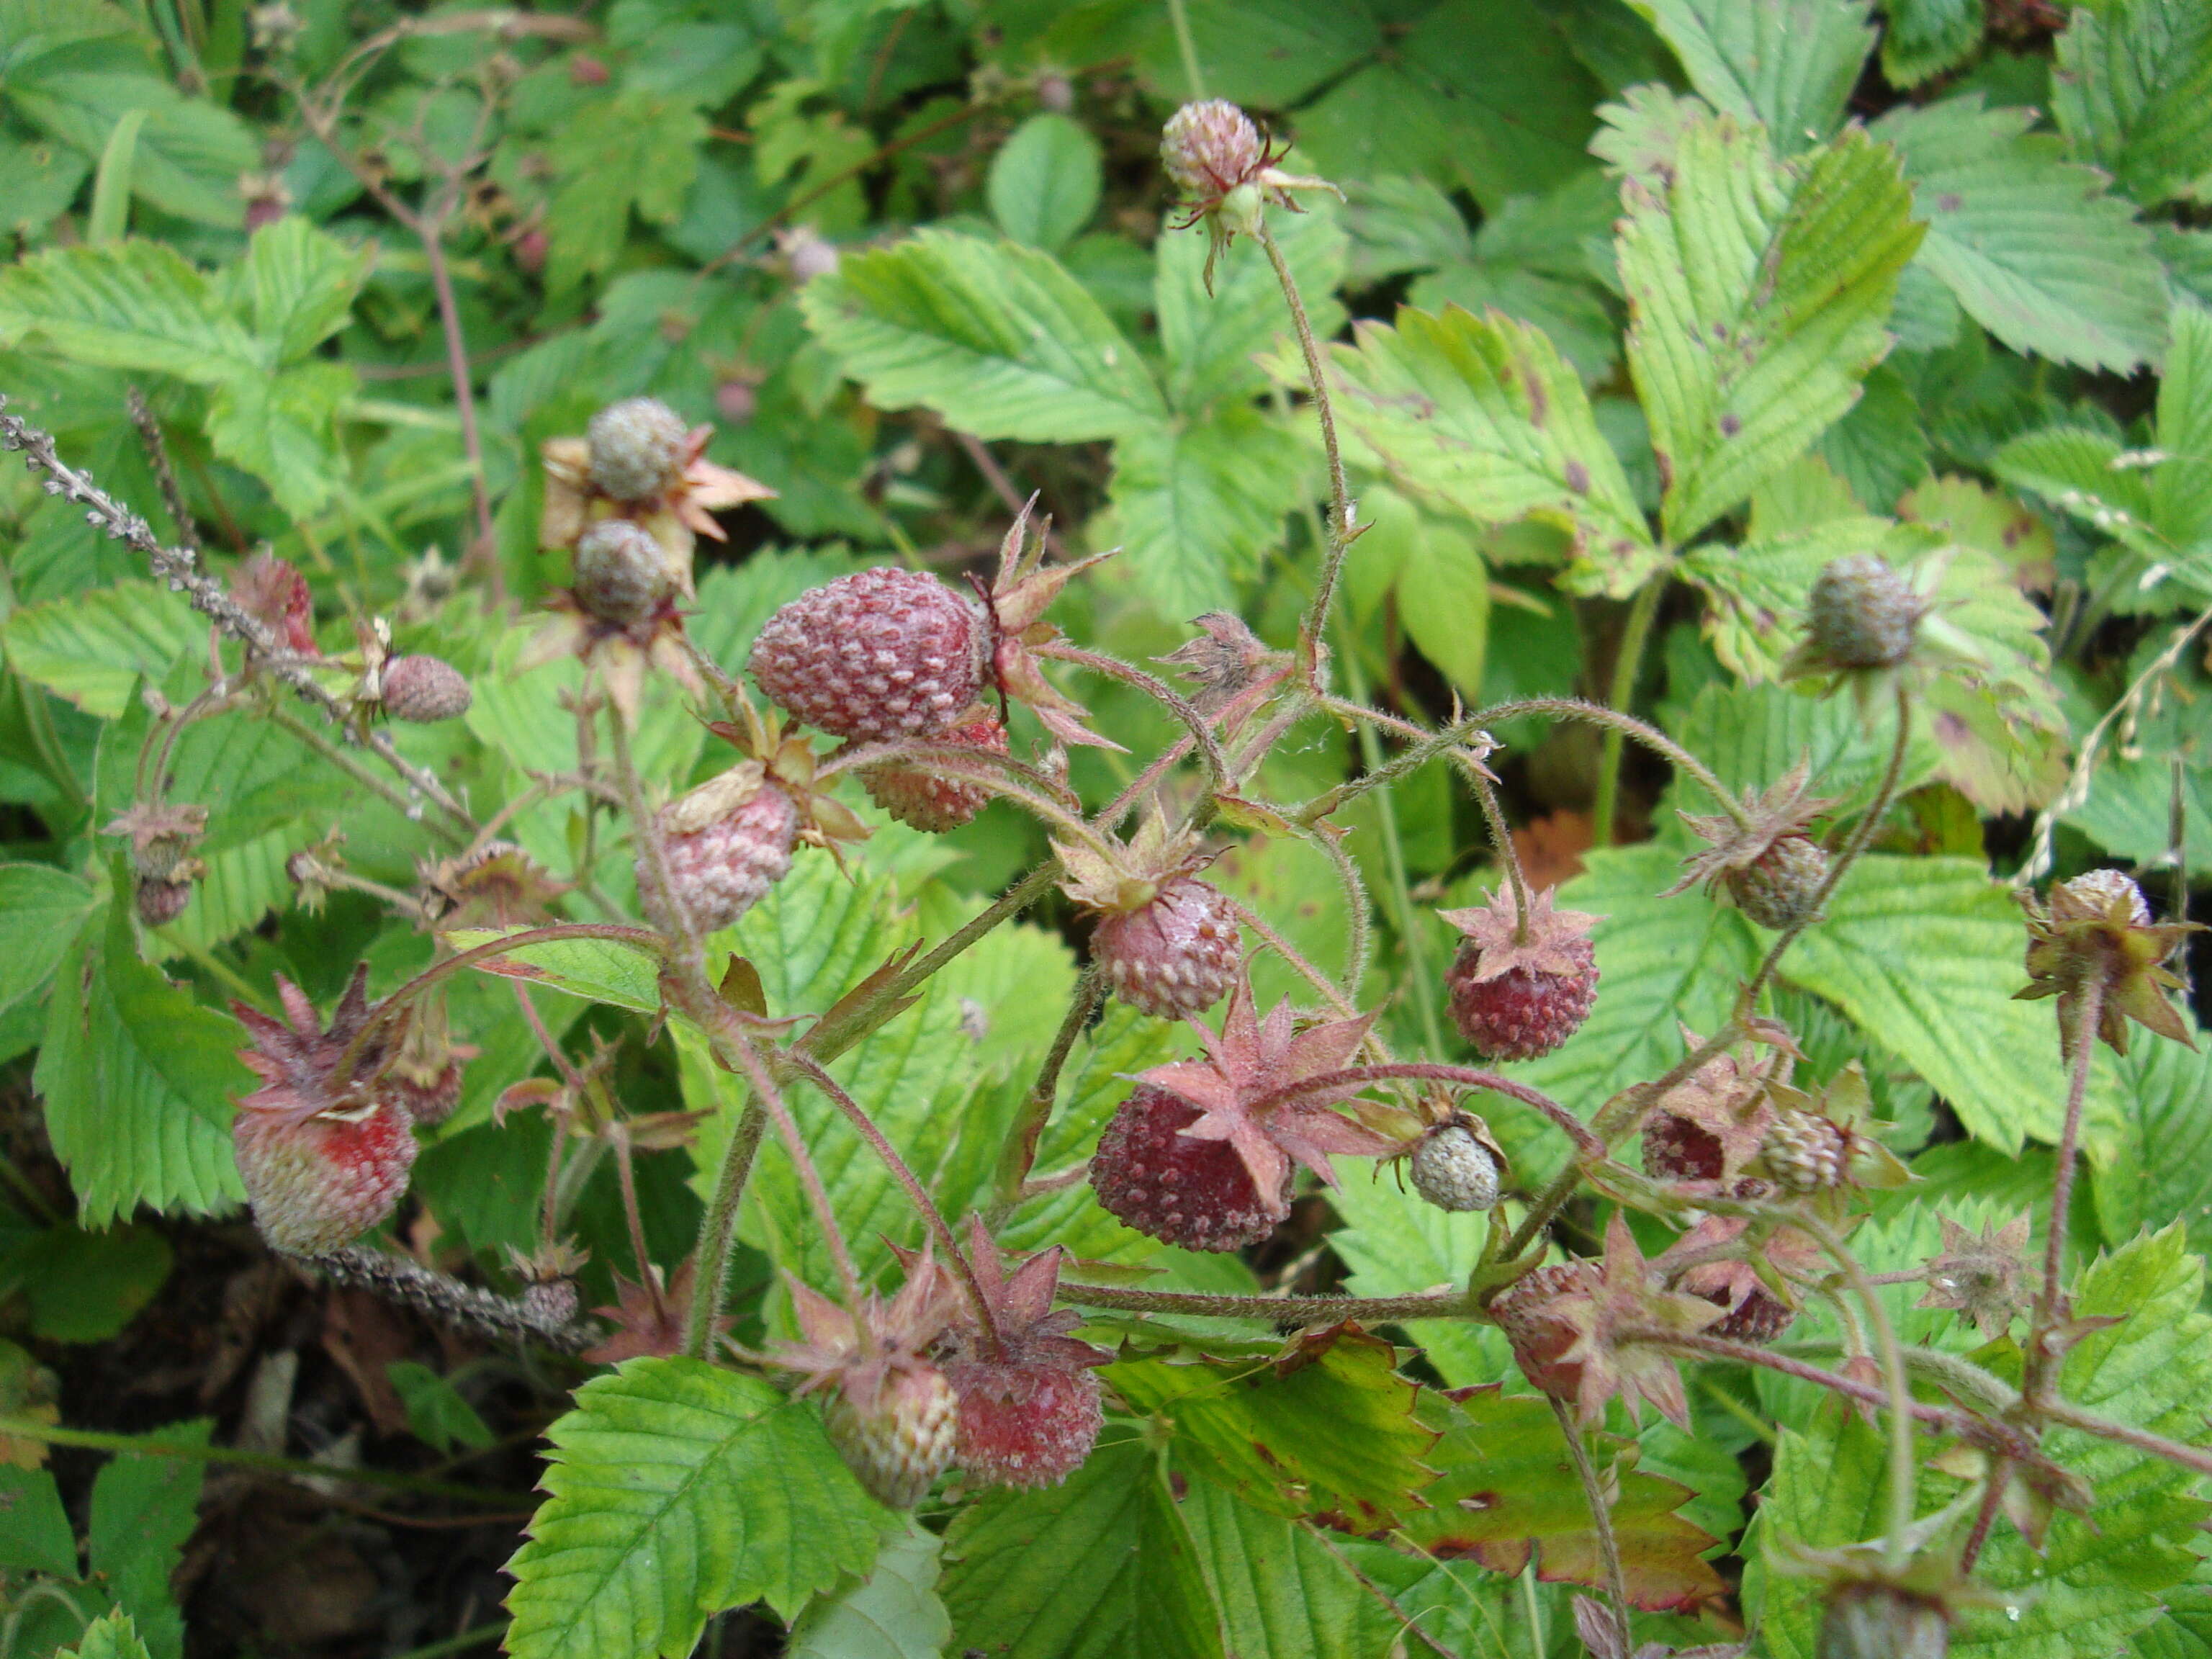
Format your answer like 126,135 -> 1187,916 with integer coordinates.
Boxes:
771,1220 -> 1108,1506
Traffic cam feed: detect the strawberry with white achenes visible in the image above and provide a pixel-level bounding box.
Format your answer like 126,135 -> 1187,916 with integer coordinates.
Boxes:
748,499 -> 1110,748
858,714 -> 1010,832
230,966 -> 418,1256
907,1216 -> 1108,1489
768,1264 -> 961,1509
1056,814 -> 1242,1020
642,697 -> 870,935
1439,885 -> 1601,1062
1089,982 -> 1393,1251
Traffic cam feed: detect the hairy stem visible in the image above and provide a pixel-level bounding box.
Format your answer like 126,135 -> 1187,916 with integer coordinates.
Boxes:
1592,578 -> 1663,848
1802,1213 -> 1918,1574
788,1053 -> 1001,1353
996,966 -> 1105,1207
309,1244 -> 596,1354
1260,219 -> 1355,675
684,1102 -> 767,1359
1550,1395 -> 1631,1654
1032,640 -> 1228,790
2028,978 -> 2105,1403
1743,680 -> 1912,1010
421,215 -> 499,582
1056,1285 -> 1472,1322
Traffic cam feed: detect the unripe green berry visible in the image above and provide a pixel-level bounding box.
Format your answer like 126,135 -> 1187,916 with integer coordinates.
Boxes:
1409,1124 -> 1501,1212
1727,834 -> 1829,930
572,520 -> 673,626
1807,554 -> 1922,670
585,397 -> 688,503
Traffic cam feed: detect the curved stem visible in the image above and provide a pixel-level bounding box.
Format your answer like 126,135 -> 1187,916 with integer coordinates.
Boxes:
684,1102 -> 767,1359
1032,640 -> 1228,791
1056,1284 -> 1472,1323
1741,680 -> 1912,1010
1260,218 -> 1355,675
1480,696 -> 1748,830
2028,978 -> 2104,1403
1300,816 -> 1375,1000
1223,896 -> 1362,1023
1550,1395 -> 1631,1653
996,965 -> 1106,1208
1252,1063 -> 1601,1159
1592,579 -> 1664,848
1802,1213 -> 1918,1574
787,1053 -> 1001,1354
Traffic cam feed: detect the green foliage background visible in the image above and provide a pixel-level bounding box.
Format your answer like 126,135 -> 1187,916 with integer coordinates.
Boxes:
0,0 -> 2209,1654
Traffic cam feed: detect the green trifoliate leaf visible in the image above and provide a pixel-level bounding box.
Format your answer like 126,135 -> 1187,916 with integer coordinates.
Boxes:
1303,303 -> 1658,596
1294,0 -> 1602,213
1617,115 -> 1923,543
785,1521 -> 951,1659
1881,0 -> 1987,89
2093,1017 -> 2212,1251
2052,0 -> 2212,209
505,1359 -> 889,1659
1871,95 -> 2170,375
1783,855 -> 2124,1158
89,1419 -> 207,1659
544,91 -> 705,297
35,898 -> 245,1225
1157,201 -> 1346,414
939,1439 -> 1225,1659
1630,0 -> 1876,153
801,228 -> 1166,441
1107,1328 -> 1437,1529
1103,408 -> 1305,619
987,113 -> 1102,253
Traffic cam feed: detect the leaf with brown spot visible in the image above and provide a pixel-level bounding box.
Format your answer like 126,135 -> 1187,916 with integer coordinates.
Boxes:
1395,1386 -> 1725,1613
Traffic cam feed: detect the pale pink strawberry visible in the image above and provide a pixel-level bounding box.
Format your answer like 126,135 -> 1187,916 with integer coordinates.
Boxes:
750,501 -> 1112,748
230,967 -> 418,1256
1057,815 -> 1242,1021
768,1264 -> 961,1509
858,715 -> 1008,832
650,775 -> 800,932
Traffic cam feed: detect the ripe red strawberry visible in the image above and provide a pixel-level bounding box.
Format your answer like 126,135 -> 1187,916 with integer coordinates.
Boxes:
650,774 -> 800,933
749,566 -> 987,741
1092,1084 -> 1287,1252
858,714 -> 1008,832
1439,886 -> 1600,1061
1090,986 -> 1390,1251
770,1267 -> 961,1509
231,967 -> 418,1256
379,655 -> 472,722
750,503 -> 1112,748
1058,817 -> 1242,1020
921,1218 -> 1107,1489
